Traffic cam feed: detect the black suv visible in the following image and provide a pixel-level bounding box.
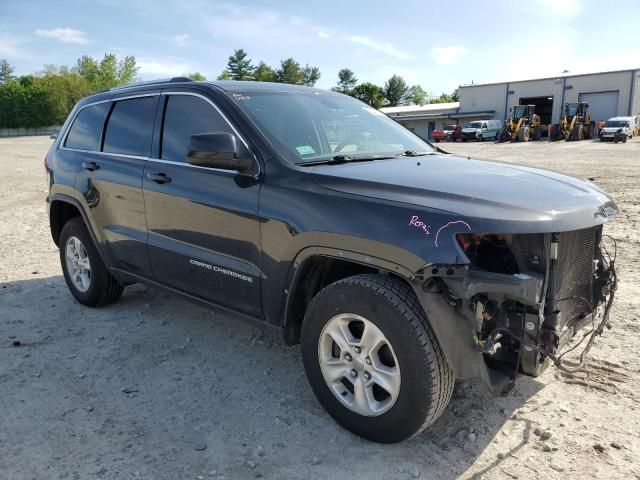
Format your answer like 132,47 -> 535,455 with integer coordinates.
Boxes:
46,78 -> 618,443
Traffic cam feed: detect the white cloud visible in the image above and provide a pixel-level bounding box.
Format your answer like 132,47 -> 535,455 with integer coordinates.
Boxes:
35,27 -> 89,44
431,46 -> 467,65
173,34 -> 190,47
317,31 -> 331,39
540,0 -> 582,15
137,58 -> 195,77
0,33 -> 30,59
348,35 -> 415,61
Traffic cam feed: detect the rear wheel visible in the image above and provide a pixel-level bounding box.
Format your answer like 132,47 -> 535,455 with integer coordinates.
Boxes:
59,217 -> 123,307
301,274 -> 454,443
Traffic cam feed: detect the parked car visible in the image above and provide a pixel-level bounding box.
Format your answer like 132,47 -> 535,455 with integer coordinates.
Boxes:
432,124 -> 463,142
600,116 -> 636,142
461,119 -> 503,141
46,79 -> 618,443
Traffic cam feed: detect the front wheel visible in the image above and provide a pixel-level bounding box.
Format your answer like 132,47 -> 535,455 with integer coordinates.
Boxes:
301,274 -> 454,443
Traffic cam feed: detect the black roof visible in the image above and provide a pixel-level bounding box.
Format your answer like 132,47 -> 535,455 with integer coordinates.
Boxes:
78,78 -> 334,108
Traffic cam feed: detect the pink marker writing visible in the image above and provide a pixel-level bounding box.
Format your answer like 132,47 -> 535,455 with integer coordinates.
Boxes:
409,215 -> 431,235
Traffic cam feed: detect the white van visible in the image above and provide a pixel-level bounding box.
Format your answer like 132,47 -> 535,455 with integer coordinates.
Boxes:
461,119 -> 502,141
600,116 -> 636,142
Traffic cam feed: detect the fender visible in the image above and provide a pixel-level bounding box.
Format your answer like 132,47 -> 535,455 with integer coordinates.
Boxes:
48,192 -> 113,268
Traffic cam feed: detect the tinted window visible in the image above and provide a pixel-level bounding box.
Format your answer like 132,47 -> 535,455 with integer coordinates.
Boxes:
65,103 -> 109,151
103,96 -> 157,157
161,95 -> 234,162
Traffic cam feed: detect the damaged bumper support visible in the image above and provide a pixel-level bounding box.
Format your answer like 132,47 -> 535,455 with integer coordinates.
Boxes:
412,227 -> 617,391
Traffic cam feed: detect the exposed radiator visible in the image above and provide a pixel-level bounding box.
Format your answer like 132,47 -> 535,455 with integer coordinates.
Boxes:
554,227 -> 598,331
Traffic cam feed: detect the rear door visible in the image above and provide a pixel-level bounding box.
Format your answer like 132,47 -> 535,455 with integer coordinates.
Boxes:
69,93 -> 159,277
142,90 -> 262,317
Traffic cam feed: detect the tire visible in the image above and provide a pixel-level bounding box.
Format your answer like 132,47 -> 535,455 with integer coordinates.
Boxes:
301,274 -> 454,443
59,217 -> 123,307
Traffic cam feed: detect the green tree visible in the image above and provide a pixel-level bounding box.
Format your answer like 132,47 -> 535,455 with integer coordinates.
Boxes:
0,59 -> 15,83
430,88 -> 459,104
217,70 -> 232,80
351,82 -> 385,109
76,53 -> 138,90
335,68 -> 357,94
407,85 -> 428,105
186,72 -> 206,80
37,65 -> 91,124
0,76 -> 55,128
254,61 -> 275,82
303,64 -> 321,87
275,58 -> 305,85
384,74 -> 409,107
227,49 -> 254,80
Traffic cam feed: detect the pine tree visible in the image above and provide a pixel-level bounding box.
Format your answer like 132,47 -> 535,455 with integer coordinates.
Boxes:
0,59 -> 15,83
227,49 -> 254,81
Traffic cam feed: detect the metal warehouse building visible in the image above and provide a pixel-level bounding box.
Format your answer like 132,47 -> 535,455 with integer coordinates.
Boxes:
383,68 -> 640,140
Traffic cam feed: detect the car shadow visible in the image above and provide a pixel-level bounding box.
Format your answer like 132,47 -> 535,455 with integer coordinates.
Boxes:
1,275 -> 544,479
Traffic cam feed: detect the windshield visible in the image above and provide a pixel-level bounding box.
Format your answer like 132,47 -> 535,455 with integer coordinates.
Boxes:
443,125 -> 454,131
466,121 -> 482,129
231,91 -> 434,164
565,104 -> 578,117
513,106 -> 527,118
605,120 -> 628,128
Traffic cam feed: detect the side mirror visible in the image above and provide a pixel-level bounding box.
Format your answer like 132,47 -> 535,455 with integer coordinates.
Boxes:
49,133 -> 58,140
186,132 -> 256,175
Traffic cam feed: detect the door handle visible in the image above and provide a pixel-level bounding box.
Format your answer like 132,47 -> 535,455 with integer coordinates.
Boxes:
146,172 -> 172,184
82,161 -> 99,171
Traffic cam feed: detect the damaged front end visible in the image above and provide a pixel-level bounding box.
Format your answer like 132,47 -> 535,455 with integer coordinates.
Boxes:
413,226 -> 617,391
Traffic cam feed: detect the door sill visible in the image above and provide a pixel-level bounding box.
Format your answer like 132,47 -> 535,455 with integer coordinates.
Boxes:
110,267 -> 281,336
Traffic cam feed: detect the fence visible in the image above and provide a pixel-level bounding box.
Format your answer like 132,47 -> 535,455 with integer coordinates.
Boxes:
0,126 -> 62,137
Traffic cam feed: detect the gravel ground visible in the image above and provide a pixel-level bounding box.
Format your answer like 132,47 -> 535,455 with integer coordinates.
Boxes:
1,136 -> 639,480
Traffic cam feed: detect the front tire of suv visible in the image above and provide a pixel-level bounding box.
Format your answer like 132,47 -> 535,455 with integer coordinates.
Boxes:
59,217 -> 123,307
301,274 -> 454,443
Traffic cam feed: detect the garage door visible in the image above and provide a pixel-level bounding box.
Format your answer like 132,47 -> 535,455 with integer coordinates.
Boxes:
578,91 -> 619,122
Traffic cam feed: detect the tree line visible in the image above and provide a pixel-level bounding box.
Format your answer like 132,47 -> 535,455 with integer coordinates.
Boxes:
0,55 -> 138,128
0,49 -> 459,128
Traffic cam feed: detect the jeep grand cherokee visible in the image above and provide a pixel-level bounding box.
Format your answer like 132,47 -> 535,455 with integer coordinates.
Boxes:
46,78 -> 618,443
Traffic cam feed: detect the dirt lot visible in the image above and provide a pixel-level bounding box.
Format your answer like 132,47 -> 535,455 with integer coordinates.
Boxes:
1,136 -> 639,480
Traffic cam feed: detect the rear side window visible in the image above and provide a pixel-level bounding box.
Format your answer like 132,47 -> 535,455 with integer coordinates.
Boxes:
103,96 -> 157,157
65,103 -> 109,151
161,95 -> 235,163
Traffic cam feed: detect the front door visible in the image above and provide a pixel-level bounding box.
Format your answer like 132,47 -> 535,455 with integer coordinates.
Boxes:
143,91 -> 263,317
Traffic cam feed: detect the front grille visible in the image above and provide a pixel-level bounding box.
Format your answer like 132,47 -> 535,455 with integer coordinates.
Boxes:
554,227 -> 597,329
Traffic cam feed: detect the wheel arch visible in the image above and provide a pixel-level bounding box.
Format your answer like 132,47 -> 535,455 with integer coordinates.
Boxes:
48,194 -> 109,267
281,247 -> 416,345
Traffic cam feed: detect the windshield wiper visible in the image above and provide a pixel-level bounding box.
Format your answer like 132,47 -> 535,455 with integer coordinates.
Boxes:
299,154 -> 396,166
400,150 -> 437,157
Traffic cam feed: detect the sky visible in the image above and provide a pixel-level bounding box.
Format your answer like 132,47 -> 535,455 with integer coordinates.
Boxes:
2,0 -> 640,95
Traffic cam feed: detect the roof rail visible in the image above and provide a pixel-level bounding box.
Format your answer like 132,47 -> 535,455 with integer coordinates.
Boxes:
99,77 -> 193,94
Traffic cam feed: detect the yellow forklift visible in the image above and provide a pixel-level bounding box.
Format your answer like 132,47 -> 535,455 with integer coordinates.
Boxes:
499,105 -> 541,142
552,102 -> 594,141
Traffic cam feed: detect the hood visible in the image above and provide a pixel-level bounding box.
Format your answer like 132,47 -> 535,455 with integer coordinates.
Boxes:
462,127 -> 479,132
309,154 -> 618,233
